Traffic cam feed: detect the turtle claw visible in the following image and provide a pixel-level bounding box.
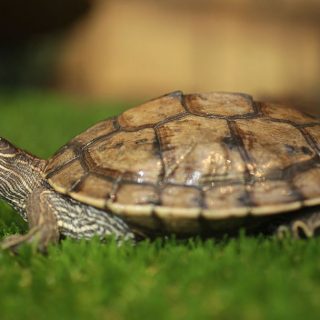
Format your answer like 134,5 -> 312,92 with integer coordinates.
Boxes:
1,226 -> 54,254
276,225 -> 291,239
1,234 -> 31,254
276,212 -> 320,239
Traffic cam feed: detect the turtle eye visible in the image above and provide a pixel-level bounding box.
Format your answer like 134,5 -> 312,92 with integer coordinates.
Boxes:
0,137 -> 9,149
0,138 -> 17,156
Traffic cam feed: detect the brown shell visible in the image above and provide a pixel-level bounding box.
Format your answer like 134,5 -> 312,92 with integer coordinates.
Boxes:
45,91 -> 320,233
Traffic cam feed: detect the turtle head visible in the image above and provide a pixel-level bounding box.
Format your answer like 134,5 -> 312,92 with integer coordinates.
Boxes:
0,137 -> 20,157
0,137 -> 45,216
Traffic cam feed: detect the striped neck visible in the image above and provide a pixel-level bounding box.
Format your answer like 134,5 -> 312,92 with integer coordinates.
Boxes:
0,138 -> 46,219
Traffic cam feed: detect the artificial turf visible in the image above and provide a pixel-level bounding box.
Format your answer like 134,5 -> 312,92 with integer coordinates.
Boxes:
0,91 -> 320,320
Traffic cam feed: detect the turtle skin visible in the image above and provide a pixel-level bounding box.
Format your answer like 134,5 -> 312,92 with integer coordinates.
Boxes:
43,91 -> 320,235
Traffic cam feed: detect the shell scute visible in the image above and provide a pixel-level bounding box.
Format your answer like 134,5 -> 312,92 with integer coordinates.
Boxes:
115,183 -> 159,205
87,128 -> 161,184
157,115 -> 246,185
304,126 -> 320,155
72,118 -> 116,146
185,92 -> 254,117
293,168 -> 320,202
250,180 -> 297,206
161,185 -> 201,208
118,91 -> 185,129
204,184 -> 248,211
45,146 -> 76,174
70,174 -> 114,208
48,159 -> 85,193
236,118 -> 316,177
261,102 -> 318,124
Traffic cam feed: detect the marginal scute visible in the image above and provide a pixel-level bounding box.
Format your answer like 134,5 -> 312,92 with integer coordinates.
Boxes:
204,184 -> 248,210
116,183 -> 159,205
154,206 -> 201,234
72,118 -> 116,145
156,214 -> 201,234
48,160 -> 86,193
261,102 -> 317,124
250,180 -> 297,206
185,92 -> 254,117
71,174 -> 114,207
46,146 -> 76,174
118,91 -> 185,129
293,168 -> 320,200
87,128 -> 162,184
161,185 -> 201,208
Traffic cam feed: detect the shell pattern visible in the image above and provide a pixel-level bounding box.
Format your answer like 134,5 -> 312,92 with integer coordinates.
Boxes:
45,91 -> 320,233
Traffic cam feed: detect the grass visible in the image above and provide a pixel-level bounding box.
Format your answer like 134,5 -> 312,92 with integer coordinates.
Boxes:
1,90 -> 320,320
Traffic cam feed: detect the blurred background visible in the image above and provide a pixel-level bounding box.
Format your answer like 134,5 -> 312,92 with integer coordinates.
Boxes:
1,0 -> 320,106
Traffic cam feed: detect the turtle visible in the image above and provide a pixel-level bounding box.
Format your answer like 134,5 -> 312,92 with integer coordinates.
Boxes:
1,90 -> 320,252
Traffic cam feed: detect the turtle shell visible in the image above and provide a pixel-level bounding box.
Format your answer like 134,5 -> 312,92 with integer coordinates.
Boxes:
45,91 -> 320,233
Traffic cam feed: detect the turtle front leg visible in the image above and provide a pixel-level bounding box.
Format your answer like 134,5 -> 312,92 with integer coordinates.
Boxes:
1,187 -> 59,253
276,208 -> 320,239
